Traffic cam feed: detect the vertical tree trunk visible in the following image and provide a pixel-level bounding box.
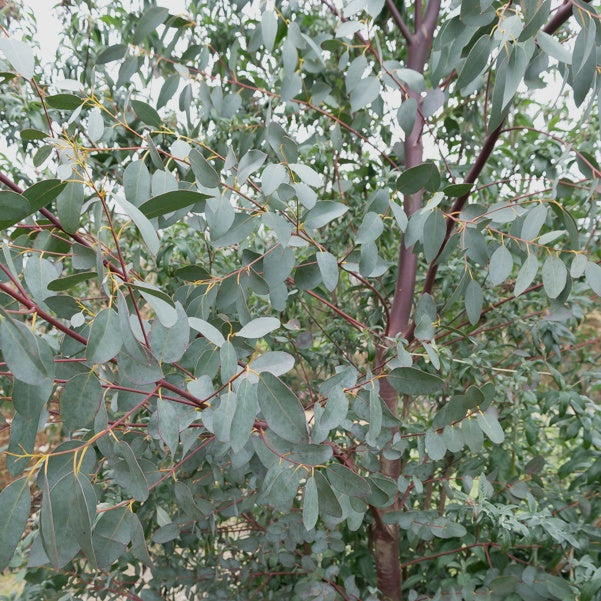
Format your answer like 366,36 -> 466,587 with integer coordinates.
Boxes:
372,8 -> 439,599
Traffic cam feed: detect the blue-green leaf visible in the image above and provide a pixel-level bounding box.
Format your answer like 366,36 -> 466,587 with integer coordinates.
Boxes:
188,317 -> 226,347
257,372 -> 309,443
87,308 -> 123,364
0,317 -> 54,385
388,368 -> 444,395
316,251 -> 339,291
236,317 -> 280,339
542,254 -> 567,299
0,478 -> 30,571
302,477 -> 318,530
60,372 -> 102,431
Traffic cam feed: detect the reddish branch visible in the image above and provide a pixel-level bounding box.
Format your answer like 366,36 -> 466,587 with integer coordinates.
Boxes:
417,0 -> 591,341
0,172 -> 126,278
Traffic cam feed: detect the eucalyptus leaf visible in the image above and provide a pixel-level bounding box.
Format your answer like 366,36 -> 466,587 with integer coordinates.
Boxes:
257,372 -> 309,443
236,316 -> 280,339
0,478 -> 30,571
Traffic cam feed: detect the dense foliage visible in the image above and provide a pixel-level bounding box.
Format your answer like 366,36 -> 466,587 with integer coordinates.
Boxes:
0,0 -> 600,600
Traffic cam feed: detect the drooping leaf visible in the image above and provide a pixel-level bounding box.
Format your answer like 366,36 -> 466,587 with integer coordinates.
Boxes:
261,163 -> 288,195
129,513 -> 152,568
257,372 -> 309,443
156,399 -> 179,456
425,428 -> 447,460
87,107 -> 104,141
261,10 -> 278,53
423,209 -> 446,263
521,203 -> 548,240
60,372 -> 103,431
456,34 -> 491,89
397,97 -> 418,134
350,76 -> 380,112
189,149 -> 220,188
12,378 -> 52,417
220,340 -> 238,384
316,251 -> 339,291
123,160 -> 151,207
150,301 -> 190,364
40,473 -> 81,569
91,506 -> 132,568
465,279 -> 483,325
542,254 -> 567,299
366,384 -> 382,445
514,254 -> 539,296
69,473 -> 98,567
133,6 -> 169,44
462,418 -> 484,452
0,316 -> 54,385
302,476 -> 318,531
116,441 -> 149,501
157,74 -> 180,109
314,471 -> 342,517
151,169 -> 177,198
115,196 -> 160,256
389,199 -> 408,231
356,212 -> 384,244
489,245 -> 513,285
87,308 -> 123,364
0,478 -> 30,571
585,261 -> 601,296
213,390 -> 237,443
476,408 -> 505,444
56,181 -> 84,233
230,378 -> 259,453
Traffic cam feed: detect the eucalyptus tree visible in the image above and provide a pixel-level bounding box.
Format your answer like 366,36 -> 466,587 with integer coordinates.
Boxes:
0,0 -> 600,600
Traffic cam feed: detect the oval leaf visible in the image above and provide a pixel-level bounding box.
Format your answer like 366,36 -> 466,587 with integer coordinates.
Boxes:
236,317 -> 280,339
87,308 -> 123,364
257,372 -> 308,443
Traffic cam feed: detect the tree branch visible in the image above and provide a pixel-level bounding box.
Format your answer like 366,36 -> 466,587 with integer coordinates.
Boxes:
543,0 -> 585,33
422,0 -> 441,35
415,0 -> 422,30
385,0 -> 413,42
0,171 -> 127,279
419,123 -> 503,308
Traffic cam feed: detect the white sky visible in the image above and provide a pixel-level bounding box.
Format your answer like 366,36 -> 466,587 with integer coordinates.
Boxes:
22,0 -> 188,59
